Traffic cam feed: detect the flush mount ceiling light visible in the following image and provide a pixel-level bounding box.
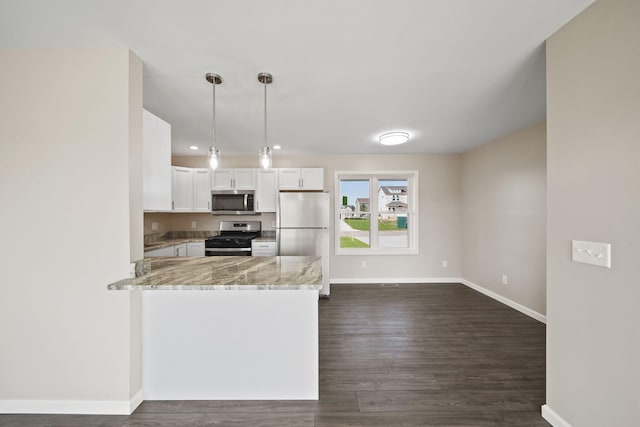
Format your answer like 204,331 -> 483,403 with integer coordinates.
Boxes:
379,131 -> 409,146
206,72 -> 222,169
258,72 -> 273,169
189,145 -> 199,150
273,145 -> 281,150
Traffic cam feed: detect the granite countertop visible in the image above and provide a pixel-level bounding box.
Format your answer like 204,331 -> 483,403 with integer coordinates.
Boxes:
108,256 -> 322,291
253,236 -> 277,242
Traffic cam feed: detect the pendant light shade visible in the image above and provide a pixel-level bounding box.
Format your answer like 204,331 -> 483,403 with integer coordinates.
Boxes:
258,72 -> 273,169
259,146 -> 272,169
208,146 -> 220,169
206,72 -> 222,170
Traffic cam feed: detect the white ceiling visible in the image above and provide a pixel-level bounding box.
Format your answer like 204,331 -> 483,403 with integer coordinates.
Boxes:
0,0 -> 594,156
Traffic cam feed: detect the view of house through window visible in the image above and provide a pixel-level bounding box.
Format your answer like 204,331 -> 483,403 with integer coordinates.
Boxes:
337,172 -> 417,254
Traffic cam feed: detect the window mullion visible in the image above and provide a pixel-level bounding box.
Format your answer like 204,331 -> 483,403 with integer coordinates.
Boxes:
370,177 -> 379,249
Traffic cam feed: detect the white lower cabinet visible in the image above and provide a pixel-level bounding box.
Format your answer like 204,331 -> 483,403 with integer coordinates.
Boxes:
252,240 -> 277,257
186,241 -> 205,257
144,246 -> 176,257
145,243 -> 189,257
174,243 -> 187,257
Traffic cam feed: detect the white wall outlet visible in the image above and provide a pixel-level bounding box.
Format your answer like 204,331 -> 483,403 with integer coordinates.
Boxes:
191,221 -> 197,229
502,275 -> 508,285
442,260 -> 448,268
151,222 -> 158,231
572,240 -> 611,268
362,260 -> 367,269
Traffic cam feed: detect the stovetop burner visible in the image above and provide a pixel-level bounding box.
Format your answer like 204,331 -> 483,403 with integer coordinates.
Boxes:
205,221 -> 262,250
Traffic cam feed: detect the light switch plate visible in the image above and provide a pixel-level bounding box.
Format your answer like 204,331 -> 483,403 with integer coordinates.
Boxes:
572,240 -> 611,268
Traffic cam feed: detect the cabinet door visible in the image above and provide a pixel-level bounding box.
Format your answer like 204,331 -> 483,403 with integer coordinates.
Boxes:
234,169 -> 256,190
278,168 -> 302,190
192,168 -> 211,212
172,167 -> 193,211
300,168 -> 324,190
144,246 -> 175,257
211,169 -> 234,190
256,170 -> 277,212
186,242 -> 205,257
174,243 -> 187,257
143,110 -> 172,211
251,241 -> 277,257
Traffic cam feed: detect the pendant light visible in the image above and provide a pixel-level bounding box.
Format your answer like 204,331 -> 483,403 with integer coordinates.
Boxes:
258,72 -> 273,169
206,72 -> 222,169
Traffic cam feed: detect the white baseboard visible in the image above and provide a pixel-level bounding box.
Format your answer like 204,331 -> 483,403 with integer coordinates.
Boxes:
331,277 -> 462,284
459,278 -> 546,324
542,404 -> 573,427
0,389 -> 144,415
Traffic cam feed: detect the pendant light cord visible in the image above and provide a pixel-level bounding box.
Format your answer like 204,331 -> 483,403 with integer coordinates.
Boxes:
212,80 -> 216,148
263,78 -> 268,148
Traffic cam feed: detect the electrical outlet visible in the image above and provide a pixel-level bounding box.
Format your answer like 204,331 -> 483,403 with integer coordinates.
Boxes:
191,221 -> 197,229
151,222 -> 158,231
502,275 -> 508,285
442,260 -> 448,268
362,260 -> 367,269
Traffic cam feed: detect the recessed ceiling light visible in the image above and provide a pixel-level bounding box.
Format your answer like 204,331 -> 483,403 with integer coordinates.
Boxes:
189,145 -> 199,150
379,131 -> 409,146
273,145 -> 281,150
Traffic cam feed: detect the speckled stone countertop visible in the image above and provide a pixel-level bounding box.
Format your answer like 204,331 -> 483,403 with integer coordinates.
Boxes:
144,231 -> 210,251
108,256 -> 322,291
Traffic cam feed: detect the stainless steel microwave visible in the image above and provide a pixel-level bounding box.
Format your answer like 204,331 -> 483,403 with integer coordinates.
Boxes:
211,190 -> 256,215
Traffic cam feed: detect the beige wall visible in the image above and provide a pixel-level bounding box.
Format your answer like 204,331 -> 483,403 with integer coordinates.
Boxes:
546,0 -> 640,425
170,154 -> 462,281
461,121 -> 547,316
0,49 -> 142,413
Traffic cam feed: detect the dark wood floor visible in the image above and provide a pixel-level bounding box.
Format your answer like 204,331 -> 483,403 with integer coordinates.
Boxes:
0,284 -> 549,427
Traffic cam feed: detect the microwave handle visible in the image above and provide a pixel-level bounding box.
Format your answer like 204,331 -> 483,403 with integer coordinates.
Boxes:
244,193 -> 248,211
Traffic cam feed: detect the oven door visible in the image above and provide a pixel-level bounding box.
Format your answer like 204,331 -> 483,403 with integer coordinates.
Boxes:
205,247 -> 252,256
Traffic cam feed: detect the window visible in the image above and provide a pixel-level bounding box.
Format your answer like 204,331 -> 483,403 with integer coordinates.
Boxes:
336,171 -> 418,255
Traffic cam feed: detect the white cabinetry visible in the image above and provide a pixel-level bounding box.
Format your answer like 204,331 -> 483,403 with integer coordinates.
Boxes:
192,168 -> 211,212
252,240 -> 277,257
144,246 -> 175,257
171,167 -> 194,212
211,168 -> 256,190
174,243 -> 187,257
278,168 -> 324,190
256,170 -> 278,212
143,109 -> 172,211
186,241 -> 205,257
172,167 -> 211,212
145,242 -> 198,257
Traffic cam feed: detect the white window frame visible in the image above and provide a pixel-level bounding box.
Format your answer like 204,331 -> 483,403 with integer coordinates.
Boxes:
335,170 -> 419,255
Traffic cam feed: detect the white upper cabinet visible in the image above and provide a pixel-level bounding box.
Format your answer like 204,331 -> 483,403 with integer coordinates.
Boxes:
172,167 -> 211,212
171,167 -> 194,212
278,168 -> 324,190
211,168 -> 256,190
192,168 -> 211,212
256,169 -> 278,212
143,109 -> 172,211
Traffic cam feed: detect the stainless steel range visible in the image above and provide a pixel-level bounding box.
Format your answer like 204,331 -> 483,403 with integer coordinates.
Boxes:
205,221 -> 261,256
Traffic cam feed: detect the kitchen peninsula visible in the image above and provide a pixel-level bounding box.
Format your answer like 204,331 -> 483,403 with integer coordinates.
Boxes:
109,256 -> 322,400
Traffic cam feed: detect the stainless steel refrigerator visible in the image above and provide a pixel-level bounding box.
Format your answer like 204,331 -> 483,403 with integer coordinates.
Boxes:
277,191 -> 331,296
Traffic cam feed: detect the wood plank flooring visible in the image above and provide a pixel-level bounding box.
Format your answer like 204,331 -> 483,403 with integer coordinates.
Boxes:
0,283 -> 549,426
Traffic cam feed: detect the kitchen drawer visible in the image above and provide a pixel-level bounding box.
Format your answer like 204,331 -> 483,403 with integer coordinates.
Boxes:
251,240 -> 277,257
